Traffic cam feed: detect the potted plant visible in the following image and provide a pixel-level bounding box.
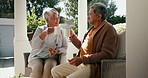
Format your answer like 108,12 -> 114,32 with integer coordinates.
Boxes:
27,9 -> 46,41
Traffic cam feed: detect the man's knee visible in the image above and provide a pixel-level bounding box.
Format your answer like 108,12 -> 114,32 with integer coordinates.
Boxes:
67,74 -> 77,78
51,66 -> 58,75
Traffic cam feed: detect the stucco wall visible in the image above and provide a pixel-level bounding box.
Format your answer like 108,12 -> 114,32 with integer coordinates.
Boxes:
127,0 -> 148,78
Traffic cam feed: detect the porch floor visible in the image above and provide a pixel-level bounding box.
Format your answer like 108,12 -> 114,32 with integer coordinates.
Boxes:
0,57 -> 14,78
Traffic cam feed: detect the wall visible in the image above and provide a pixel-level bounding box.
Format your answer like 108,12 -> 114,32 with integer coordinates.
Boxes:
126,0 -> 148,78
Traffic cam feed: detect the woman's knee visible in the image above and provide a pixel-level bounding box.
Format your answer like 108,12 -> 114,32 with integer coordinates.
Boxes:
45,59 -> 57,69
31,61 -> 43,72
32,64 -> 43,72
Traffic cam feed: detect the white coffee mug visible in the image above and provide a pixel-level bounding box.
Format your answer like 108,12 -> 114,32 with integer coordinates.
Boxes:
54,26 -> 61,35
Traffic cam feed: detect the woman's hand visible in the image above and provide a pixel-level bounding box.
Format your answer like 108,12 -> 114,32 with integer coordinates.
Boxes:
45,26 -> 54,34
48,48 -> 60,56
39,27 -> 54,40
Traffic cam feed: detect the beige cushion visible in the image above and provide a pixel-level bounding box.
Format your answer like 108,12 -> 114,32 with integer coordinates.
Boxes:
25,67 -> 32,77
115,31 -> 126,58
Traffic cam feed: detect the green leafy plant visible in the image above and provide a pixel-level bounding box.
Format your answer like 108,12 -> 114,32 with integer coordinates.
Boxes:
64,0 -> 78,35
27,9 -> 46,33
26,0 -> 60,18
10,73 -> 25,78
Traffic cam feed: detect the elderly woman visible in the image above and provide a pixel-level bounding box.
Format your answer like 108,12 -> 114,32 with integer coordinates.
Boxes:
28,8 -> 67,78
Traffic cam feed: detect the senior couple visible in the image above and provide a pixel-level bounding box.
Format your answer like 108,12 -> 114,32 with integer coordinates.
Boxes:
28,2 -> 118,78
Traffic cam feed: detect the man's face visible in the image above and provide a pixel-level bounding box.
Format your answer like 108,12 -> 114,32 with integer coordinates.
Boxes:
47,12 -> 59,27
88,8 -> 98,25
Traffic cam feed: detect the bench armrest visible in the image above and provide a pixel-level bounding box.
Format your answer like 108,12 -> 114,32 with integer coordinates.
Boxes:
23,52 -> 30,67
101,59 -> 126,78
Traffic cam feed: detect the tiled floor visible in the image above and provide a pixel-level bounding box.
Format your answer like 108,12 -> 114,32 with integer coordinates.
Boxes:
0,57 -> 14,78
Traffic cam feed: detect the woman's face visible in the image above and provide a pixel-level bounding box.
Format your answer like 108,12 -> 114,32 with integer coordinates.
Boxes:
47,12 -> 59,27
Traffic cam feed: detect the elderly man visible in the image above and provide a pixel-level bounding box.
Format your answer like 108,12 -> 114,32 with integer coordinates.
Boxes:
28,8 -> 67,78
51,2 -> 118,78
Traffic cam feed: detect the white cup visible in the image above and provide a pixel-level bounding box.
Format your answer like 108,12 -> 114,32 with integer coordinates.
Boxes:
63,28 -> 69,37
54,26 -> 61,35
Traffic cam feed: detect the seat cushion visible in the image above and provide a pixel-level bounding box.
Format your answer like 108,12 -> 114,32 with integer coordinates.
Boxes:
115,31 -> 126,58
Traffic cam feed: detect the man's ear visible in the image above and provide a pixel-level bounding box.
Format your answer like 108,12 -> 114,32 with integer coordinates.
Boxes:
97,14 -> 102,19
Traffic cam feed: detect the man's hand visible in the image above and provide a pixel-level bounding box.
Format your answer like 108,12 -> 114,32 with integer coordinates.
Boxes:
68,57 -> 82,66
69,29 -> 75,38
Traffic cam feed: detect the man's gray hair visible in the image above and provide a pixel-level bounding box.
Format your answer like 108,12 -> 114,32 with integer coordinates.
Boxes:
42,7 -> 58,21
90,2 -> 107,20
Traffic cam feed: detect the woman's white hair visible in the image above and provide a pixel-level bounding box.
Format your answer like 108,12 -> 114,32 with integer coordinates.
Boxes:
42,7 -> 58,22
